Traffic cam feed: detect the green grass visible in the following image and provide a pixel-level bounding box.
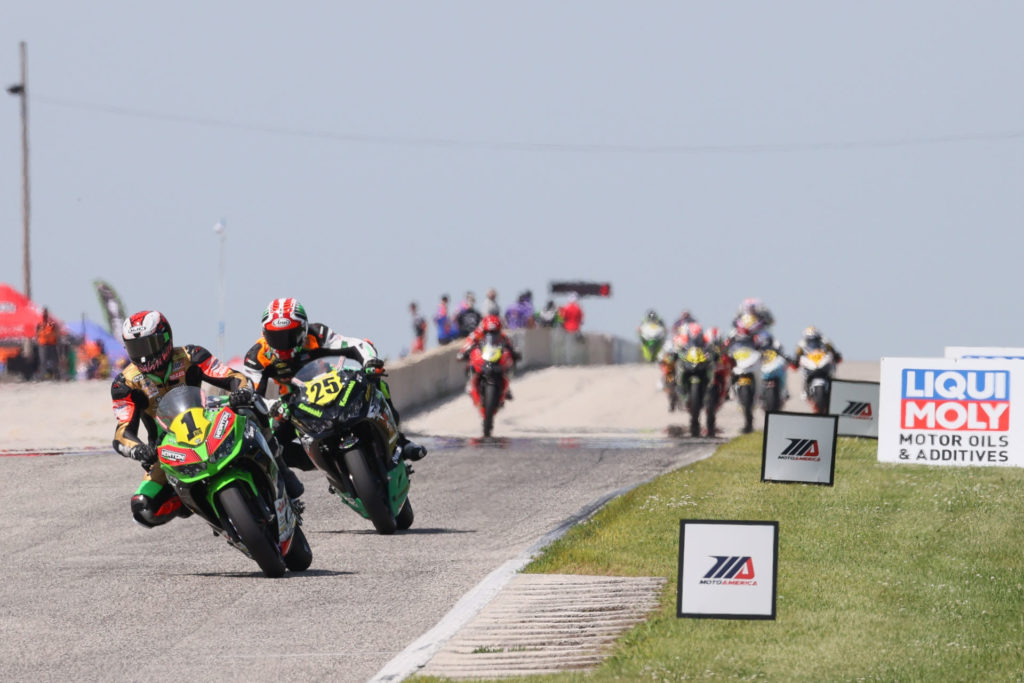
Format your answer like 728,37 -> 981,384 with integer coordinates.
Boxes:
417,435 -> 1024,682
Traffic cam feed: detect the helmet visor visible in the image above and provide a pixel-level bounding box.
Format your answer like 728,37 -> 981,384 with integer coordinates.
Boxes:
124,334 -> 167,365
264,326 -> 304,352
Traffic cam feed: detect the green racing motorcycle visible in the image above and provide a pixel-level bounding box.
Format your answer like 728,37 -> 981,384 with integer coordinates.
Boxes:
154,385 -> 312,578
278,357 -> 414,535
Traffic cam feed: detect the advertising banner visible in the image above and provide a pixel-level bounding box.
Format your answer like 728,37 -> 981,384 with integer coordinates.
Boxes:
945,346 -> 1024,360
677,520 -> 778,620
761,412 -> 838,485
878,357 -> 1024,468
830,380 -> 880,438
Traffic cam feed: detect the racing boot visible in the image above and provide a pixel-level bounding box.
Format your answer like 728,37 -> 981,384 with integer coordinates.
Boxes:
269,438 -> 305,499
397,433 -> 427,461
280,463 -> 305,499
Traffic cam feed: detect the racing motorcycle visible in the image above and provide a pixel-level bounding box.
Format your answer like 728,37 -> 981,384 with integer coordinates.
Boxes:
798,341 -> 838,414
280,357 -> 413,534
155,386 -> 312,578
675,342 -> 720,437
638,320 -> 667,362
728,338 -> 761,433
464,332 -> 516,438
759,347 -> 790,415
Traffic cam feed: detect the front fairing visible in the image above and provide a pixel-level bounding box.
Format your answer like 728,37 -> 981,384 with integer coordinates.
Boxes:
287,359 -> 399,460
156,386 -> 279,528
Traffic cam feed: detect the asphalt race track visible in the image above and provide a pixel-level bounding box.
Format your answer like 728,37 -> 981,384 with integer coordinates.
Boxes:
0,362 -> 876,681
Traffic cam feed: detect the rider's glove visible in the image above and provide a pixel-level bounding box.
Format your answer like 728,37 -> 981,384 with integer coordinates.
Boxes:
229,386 -> 255,410
455,351 -> 467,361
128,444 -> 157,469
363,357 -> 386,380
268,398 -> 290,420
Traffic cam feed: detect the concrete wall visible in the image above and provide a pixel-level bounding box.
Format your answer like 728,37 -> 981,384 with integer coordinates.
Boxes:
386,329 -> 639,415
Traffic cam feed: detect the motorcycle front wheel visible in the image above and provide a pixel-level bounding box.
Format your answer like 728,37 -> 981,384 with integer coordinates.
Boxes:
344,446 -> 397,534
482,382 -> 500,438
687,380 -> 705,437
218,484 -> 286,578
737,384 -> 755,433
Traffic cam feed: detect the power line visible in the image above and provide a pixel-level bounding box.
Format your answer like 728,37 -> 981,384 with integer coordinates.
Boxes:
33,93 -> 1024,155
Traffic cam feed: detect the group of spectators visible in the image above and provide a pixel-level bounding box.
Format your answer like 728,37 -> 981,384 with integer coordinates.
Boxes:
0,308 -> 120,382
407,288 -> 585,353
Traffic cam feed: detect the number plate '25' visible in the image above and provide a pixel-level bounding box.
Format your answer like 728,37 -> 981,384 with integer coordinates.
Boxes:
304,371 -> 351,406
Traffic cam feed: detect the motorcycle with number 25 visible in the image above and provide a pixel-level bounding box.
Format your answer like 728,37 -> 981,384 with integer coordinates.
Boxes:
279,357 -> 414,534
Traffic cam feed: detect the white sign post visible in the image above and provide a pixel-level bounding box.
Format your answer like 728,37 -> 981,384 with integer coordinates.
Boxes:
878,357 -> 1023,468
761,412 -> 838,485
677,520 -> 778,620
830,380 -> 880,438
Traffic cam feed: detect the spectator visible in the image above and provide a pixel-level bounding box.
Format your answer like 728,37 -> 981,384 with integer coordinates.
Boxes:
505,290 -> 535,330
536,300 -> 560,327
35,308 -> 60,380
484,288 -> 501,316
456,291 -> 482,338
559,294 -> 584,338
409,302 -> 427,353
435,294 -> 459,345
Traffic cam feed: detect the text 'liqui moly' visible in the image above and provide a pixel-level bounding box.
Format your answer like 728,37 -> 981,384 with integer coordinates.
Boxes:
901,369 -> 1010,431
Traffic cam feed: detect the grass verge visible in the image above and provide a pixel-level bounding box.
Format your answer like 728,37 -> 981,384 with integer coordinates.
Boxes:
419,434 -> 1024,681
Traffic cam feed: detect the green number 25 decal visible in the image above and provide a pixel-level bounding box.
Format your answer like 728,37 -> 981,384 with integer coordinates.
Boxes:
305,371 -> 345,406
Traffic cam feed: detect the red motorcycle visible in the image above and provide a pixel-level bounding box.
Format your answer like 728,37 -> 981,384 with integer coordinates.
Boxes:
464,332 -> 517,437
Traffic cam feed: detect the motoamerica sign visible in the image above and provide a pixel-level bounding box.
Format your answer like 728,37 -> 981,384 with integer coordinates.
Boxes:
878,357 -> 1024,468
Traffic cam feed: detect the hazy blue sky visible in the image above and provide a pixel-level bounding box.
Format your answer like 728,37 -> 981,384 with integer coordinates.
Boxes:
3,2 -> 1022,361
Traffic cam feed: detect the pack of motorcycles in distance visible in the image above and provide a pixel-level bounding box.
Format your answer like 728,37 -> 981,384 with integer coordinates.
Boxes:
638,316 -> 837,437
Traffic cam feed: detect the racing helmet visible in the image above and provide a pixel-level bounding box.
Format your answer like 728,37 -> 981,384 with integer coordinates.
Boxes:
482,314 -> 502,333
802,326 -> 822,342
685,322 -> 705,346
645,309 -> 659,322
262,297 -> 309,360
704,326 -> 720,344
122,311 -> 173,373
735,313 -> 758,336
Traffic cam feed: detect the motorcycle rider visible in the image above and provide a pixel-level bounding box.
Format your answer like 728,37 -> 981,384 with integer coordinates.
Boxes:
456,314 -> 521,401
791,326 -> 843,368
640,309 -> 666,329
731,298 -> 774,336
243,298 -> 427,470
111,310 -> 304,529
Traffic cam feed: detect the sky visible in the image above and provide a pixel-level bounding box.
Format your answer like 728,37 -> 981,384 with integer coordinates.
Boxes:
2,2 -> 1022,362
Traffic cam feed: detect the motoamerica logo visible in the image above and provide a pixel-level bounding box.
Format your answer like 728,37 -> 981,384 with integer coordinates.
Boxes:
699,556 -> 757,586
842,401 -> 873,419
780,438 -> 820,461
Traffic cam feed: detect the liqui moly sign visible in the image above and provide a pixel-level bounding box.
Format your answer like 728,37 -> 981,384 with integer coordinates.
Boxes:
879,358 -> 1024,468
901,369 -> 1009,431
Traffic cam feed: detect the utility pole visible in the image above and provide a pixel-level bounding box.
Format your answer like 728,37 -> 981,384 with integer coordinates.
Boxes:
6,42 -> 31,300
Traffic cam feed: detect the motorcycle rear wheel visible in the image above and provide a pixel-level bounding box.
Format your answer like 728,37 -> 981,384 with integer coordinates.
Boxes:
284,524 -> 313,572
482,382 -> 500,438
218,484 -> 286,578
396,498 -> 414,531
344,446 -> 397,535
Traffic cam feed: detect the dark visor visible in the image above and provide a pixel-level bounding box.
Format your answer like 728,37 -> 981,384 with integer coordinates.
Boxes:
124,334 -> 166,362
265,326 -> 303,351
